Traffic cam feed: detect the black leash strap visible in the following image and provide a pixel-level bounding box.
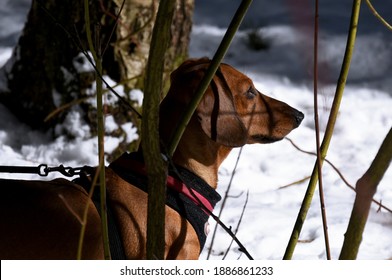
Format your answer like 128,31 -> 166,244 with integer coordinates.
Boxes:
0,165 -> 47,176
0,164 -> 85,177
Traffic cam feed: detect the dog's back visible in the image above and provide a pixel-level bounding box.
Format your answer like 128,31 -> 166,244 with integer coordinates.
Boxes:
0,178 -> 104,259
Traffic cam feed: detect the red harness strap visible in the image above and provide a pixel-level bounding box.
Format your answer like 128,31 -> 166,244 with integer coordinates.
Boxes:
120,157 -> 214,213
166,175 -> 214,213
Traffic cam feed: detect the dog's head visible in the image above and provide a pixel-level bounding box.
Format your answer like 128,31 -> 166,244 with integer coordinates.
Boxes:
160,58 -> 304,147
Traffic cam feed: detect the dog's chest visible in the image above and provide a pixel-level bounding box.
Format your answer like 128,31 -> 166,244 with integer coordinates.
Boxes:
109,152 -> 221,253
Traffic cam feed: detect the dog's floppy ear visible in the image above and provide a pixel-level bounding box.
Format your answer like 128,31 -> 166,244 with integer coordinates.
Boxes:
166,58 -> 248,147
171,57 -> 210,76
196,74 -> 248,147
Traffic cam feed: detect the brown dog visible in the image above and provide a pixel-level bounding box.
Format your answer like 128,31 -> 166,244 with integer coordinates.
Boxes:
0,58 -> 303,259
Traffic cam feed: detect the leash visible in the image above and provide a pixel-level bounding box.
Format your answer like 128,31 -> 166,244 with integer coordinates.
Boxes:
0,164 -> 86,177
0,164 -> 126,259
1,161 -> 253,259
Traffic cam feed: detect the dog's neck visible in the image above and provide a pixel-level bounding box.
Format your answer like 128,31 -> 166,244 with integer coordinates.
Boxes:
170,118 -> 232,189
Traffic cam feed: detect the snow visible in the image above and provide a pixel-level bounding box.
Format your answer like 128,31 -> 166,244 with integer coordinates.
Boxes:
0,0 -> 391,260
130,89 -> 144,107
72,52 -> 95,73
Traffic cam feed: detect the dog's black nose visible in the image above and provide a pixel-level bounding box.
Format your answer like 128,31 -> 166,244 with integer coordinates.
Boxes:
294,110 -> 304,127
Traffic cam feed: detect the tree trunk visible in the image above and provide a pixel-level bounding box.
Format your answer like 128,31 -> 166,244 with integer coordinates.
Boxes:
112,0 -> 193,92
0,0 -> 194,159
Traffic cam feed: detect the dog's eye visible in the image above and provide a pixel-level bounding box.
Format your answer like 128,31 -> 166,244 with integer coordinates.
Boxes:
245,87 -> 257,99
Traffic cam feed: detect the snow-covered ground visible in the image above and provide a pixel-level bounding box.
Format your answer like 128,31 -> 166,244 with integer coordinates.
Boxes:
0,0 -> 391,260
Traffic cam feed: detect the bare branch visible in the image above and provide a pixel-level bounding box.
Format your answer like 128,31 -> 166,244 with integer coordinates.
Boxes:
285,137 -> 392,214
365,0 -> 392,31
207,147 -> 244,259
222,190 -> 249,260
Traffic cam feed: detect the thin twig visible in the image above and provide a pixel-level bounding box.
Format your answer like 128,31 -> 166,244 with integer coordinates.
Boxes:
37,0 -> 141,119
365,0 -> 392,31
278,176 -> 311,189
313,0 -> 331,260
58,194 -> 84,225
222,190 -> 249,260
228,191 -> 245,199
101,0 -> 126,57
44,96 -> 90,122
84,0 -> 110,260
44,73 -> 142,122
164,151 -> 254,260
207,147 -> 244,259
76,166 -> 100,260
283,0 -> 362,260
73,28 -> 142,119
112,0 -> 157,45
285,137 -> 392,214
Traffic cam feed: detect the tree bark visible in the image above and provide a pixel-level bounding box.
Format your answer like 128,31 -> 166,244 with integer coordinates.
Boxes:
142,0 -> 176,260
0,0 -> 95,131
0,0 -> 194,158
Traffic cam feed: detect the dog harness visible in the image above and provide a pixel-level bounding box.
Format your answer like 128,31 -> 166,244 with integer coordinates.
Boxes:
109,152 -> 222,253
